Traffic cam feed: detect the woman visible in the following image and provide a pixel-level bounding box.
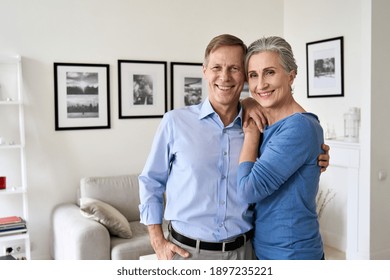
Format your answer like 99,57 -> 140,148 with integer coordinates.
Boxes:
237,36 -> 324,260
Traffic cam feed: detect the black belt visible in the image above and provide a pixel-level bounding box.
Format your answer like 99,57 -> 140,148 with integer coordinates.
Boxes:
170,227 -> 253,252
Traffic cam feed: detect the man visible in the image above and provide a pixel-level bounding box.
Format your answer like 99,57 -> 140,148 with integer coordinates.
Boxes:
139,34 -> 329,260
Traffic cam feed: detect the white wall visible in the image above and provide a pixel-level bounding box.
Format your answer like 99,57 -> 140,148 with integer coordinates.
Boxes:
371,0 -> 390,259
285,0 -> 390,259
2,0 -> 389,260
284,0 -> 364,138
284,0 -> 370,258
0,0 -> 284,259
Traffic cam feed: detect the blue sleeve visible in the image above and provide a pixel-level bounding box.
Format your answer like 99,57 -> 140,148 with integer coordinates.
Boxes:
237,114 -> 323,203
138,113 -> 173,225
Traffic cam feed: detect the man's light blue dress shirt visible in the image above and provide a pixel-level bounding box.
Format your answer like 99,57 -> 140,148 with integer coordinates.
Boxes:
139,98 -> 253,242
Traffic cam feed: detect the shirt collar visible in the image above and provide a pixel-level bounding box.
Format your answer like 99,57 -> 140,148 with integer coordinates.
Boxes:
199,97 -> 243,127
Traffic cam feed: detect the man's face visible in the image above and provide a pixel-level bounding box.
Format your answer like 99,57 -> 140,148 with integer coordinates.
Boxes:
203,45 -> 245,108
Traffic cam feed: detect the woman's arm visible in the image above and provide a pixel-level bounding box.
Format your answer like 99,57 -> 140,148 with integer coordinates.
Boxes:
238,114 -> 321,203
239,119 -> 261,163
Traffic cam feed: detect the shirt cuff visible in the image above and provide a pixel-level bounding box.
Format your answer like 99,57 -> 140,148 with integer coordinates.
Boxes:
139,202 -> 164,225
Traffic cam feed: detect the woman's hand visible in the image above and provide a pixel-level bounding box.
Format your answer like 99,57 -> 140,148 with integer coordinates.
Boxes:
241,97 -> 267,132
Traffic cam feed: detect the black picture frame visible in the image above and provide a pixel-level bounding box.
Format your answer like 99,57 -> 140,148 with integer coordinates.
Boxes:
170,62 -> 207,109
54,63 -> 110,130
118,60 -> 167,118
306,36 -> 344,98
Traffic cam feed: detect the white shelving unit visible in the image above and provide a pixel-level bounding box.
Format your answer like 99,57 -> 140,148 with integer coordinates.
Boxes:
320,139 -> 361,260
0,55 -> 31,259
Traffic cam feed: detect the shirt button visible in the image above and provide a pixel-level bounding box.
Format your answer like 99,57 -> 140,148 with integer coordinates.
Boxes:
221,175 -> 226,179
219,223 -> 224,227
221,201 -> 225,205
223,151 -> 227,156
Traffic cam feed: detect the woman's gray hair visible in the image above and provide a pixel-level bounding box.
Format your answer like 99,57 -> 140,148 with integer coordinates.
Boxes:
245,36 -> 298,77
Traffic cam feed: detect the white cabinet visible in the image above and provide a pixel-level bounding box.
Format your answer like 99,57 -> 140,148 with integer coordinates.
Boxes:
0,55 -> 31,259
319,139 -> 361,260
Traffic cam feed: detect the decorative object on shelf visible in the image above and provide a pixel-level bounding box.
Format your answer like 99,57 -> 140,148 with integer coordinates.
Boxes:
0,255 -> 16,260
0,176 -> 6,189
0,216 -> 27,236
54,63 -> 110,130
325,124 -> 337,140
0,215 -> 22,225
306,36 -> 344,98
240,82 -> 251,99
170,62 -> 207,109
344,107 -> 360,143
118,60 -> 167,118
316,188 -> 336,219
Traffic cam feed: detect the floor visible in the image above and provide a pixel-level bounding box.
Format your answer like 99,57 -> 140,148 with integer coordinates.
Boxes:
324,245 -> 346,260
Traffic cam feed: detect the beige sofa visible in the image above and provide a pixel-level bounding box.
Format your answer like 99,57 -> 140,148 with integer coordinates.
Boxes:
51,174 -> 167,260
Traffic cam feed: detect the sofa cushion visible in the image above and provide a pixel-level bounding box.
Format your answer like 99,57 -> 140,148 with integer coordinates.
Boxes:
110,222 -> 153,260
80,174 -> 140,222
80,197 -> 132,239
110,221 -> 169,260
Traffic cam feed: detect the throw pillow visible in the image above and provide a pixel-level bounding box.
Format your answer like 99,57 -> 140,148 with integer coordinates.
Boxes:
80,197 -> 132,239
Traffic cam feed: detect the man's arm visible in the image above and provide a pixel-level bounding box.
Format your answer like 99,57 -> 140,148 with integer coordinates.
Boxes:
148,224 -> 189,260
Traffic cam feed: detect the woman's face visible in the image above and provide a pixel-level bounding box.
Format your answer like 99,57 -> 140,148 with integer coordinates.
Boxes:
247,51 -> 295,110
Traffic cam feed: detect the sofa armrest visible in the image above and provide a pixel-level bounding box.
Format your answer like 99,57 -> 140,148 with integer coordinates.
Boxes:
51,203 -> 111,259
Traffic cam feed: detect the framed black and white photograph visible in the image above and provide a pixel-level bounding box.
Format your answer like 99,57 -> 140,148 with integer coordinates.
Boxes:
118,60 -> 167,118
171,62 -> 208,109
54,63 -> 110,130
240,82 -> 251,99
306,36 -> 344,98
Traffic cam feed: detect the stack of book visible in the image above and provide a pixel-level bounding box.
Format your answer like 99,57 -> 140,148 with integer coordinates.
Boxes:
0,216 -> 27,236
